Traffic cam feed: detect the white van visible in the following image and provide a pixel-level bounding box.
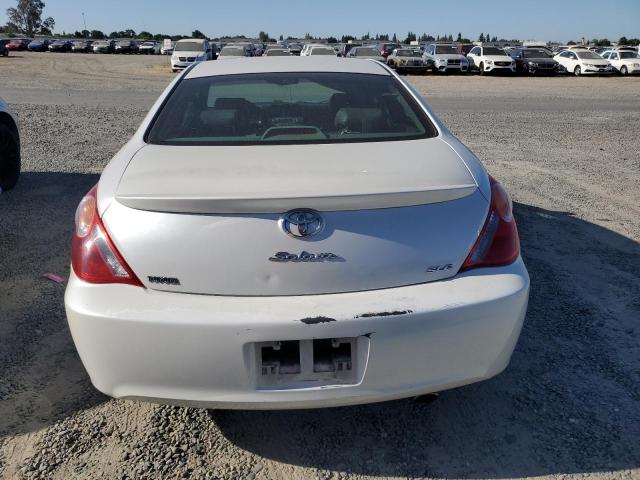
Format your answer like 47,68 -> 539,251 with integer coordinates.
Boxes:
171,38 -> 212,72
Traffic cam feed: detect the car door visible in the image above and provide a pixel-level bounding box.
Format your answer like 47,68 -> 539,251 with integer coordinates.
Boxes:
467,46 -> 480,69
609,52 -> 620,70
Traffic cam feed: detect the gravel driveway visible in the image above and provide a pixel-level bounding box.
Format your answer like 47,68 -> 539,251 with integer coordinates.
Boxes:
0,53 -> 638,480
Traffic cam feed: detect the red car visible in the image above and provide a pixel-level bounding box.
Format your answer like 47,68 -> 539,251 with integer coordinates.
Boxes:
7,38 -> 30,51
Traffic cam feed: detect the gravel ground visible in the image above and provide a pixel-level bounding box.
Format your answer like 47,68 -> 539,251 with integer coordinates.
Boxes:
0,52 -> 638,480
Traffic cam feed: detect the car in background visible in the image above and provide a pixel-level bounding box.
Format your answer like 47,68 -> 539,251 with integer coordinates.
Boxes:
0,97 -> 20,192
71,40 -> 93,53
554,49 -> 614,75
423,43 -> 469,73
509,47 -> 559,75
161,40 -> 174,55
93,40 -> 115,54
287,43 -> 302,55
377,42 -> 401,59
7,38 -> 31,51
64,57 -> 529,411
0,39 -> 10,56
264,48 -> 290,56
346,46 -> 385,62
171,38 -> 213,71
456,43 -> 475,56
217,45 -> 248,60
338,42 -> 361,57
467,46 -> 515,74
115,40 -> 139,54
48,39 -> 73,52
386,48 -> 431,74
600,50 -> 640,75
307,45 -> 336,56
139,41 -> 161,55
27,38 -> 51,52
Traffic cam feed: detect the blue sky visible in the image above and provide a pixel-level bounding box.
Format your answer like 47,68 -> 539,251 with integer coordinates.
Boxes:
1,0 -> 639,42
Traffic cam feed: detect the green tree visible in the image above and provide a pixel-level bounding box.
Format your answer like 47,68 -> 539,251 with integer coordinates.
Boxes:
478,33 -> 485,42
326,36 -> 338,44
392,33 -> 397,42
404,31 -> 417,44
192,29 -> 206,39
6,0 -> 55,36
258,31 -> 269,42
567,40 -> 576,45
139,30 -> 153,40
90,30 -> 105,39
108,31 -> 119,38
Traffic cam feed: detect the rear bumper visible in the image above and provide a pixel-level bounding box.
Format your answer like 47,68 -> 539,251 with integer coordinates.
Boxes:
65,258 -> 529,409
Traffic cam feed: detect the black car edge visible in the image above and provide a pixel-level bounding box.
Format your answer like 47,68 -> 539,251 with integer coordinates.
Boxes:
510,47 -> 560,75
0,39 -> 9,56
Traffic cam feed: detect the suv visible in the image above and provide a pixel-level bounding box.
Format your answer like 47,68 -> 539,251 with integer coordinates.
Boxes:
171,38 -> 213,72
423,43 -> 469,73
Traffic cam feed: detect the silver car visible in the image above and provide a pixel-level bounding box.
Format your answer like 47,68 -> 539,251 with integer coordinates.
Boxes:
423,43 -> 469,73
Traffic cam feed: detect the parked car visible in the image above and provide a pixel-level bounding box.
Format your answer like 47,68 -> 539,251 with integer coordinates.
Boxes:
466,46 -> 515,75
509,47 -> 560,75
377,42 -> 401,59
346,46 -> 385,61
115,40 -> 139,54
217,45 -> 247,59
7,38 -> 30,51
600,50 -> 640,75
0,97 -> 20,192
338,42 -> 361,57
423,43 -> 469,73
93,40 -> 115,54
139,41 -> 161,55
27,38 -> 51,52
161,40 -> 174,55
307,45 -> 336,56
0,39 -> 9,56
71,40 -> 93,53
386,48 -> 431,74
553,49 -> 614,75
48,39 -> 73,52
171,38 -> 212,71
264,48 -> 290,56
64,57 -> 529,410
455,43 -> 475,56
287,43 -> 302,56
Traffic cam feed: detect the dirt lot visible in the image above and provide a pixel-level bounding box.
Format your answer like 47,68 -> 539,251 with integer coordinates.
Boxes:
0,52 -> 639,480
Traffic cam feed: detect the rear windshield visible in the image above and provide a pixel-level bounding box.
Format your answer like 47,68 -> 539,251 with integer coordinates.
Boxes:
397,49 -> 421,57
310,48 -> 335,55
354,48 -> 379,56
147,72 -> 437,145
576,51 -> 601,59
220,47 -> 244,56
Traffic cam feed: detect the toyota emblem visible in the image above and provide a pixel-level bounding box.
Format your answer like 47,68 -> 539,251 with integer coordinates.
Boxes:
280,209 -> 324,238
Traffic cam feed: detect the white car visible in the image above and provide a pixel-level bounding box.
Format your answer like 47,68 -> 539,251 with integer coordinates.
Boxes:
600,50 -> 640,75
300,44 -> 325,56
422,43 -> 469,73
65,57 -> 530,410
264,48 -> 290,57
0,96 -> 20,192
467,46 -> 516,74
171,38 -> 212,72
553,49 -> 614,75
139,41 -> 161,55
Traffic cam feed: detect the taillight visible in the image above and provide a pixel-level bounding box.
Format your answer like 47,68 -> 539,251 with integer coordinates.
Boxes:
71,185 -> 143,286
461,176 -> 520,271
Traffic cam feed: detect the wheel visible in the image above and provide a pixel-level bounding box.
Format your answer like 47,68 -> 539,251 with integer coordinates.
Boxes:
0,123 -> 20,192
621,66 -> 628,75
479,62 -> 485,75
574,65 -> 581,76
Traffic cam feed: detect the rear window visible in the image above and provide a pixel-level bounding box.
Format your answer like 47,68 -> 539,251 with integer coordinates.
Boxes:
147,72 -> 437,145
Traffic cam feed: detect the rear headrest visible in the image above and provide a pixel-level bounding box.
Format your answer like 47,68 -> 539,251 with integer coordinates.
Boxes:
200,109 -> 238,128
334,107 -> 383,132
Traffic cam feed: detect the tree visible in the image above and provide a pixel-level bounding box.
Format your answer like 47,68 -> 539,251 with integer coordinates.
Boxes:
392,33 -> 397,42
326,37 -> 338,44
456,32 -> 462,42
279,34 -> 283,41
404,31 -> 417,44
90,30 -> 105,39
486,33 -> 490,43
258,31 -> 269,42
192,29 -> 206,39
139,31 -> 153,40
567,40 -> 577,45
478,33 -> 485,42
618,36 -> 628,45
108,32 -> 119,38
6,0 -> 55,36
